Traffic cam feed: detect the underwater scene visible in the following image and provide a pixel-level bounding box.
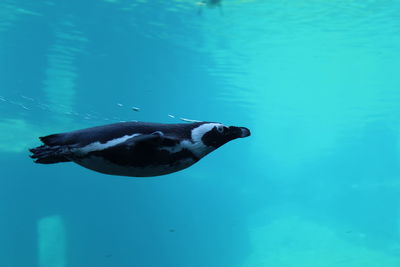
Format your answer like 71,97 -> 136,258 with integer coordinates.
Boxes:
1,0 -> 400,266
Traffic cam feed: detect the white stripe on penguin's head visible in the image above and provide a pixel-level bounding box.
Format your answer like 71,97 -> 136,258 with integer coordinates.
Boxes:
191,123 -> 223,143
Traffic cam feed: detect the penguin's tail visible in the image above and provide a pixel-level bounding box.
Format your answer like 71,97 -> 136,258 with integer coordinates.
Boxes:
29,145 -> 71,164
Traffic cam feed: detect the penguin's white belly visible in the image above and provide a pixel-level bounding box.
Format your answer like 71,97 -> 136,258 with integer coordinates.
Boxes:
73,156 -> 196,177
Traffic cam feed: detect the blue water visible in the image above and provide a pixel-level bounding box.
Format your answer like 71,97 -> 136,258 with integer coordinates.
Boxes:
1,0 -> 400,266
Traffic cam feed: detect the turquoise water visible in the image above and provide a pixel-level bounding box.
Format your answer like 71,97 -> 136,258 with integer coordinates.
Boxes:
1,0 -> 400,266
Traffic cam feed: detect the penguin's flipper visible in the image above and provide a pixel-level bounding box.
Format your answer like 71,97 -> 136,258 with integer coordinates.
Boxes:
123,132 -> 163,146
115,132 -> 179,149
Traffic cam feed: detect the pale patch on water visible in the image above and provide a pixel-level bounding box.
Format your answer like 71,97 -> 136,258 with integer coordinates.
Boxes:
0,119 -> 40,153
37,215 -> 66,267
243,216 -> 400,267
43,16 -> 87,125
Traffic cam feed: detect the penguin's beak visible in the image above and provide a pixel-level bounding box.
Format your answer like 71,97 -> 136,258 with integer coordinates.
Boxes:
239,127 -> 251,138
229,126 -> 251,138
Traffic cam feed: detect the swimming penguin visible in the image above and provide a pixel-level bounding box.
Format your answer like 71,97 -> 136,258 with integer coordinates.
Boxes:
29,121 -> 250,177
197,0 -> 223,15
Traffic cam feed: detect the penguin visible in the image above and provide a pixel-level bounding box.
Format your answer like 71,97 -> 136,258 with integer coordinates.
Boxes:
29,121 -> 251,177
197,0 -> 223,15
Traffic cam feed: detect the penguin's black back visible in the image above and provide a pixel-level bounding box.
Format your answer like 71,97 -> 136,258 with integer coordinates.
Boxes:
40,121 -> 206,147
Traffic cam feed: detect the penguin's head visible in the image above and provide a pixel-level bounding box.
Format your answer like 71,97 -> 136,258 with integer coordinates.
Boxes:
199,123 -> 251,149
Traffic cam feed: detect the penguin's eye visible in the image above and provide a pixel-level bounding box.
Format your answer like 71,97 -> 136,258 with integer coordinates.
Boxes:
216,125 -> 224,133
